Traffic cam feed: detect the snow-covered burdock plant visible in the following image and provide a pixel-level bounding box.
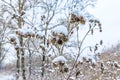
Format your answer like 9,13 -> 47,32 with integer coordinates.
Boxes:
0,0 -> 103,80
52,56 -> 68,80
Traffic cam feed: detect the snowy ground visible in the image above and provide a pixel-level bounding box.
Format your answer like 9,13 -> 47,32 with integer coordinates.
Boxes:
0,70 -> 15,80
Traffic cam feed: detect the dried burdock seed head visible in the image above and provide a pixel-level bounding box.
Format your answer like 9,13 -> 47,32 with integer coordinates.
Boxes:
15,45 -> 20,51
70,13 -> 86,24
10,37 -> 16,42
60,69 -> 64,73
79,16 -> 86,24
27,33 -> 31,37
16,31 -> 19,35
59,33 -> 68,42
75,17 -> 80,22
51,38 -> 56,44
23,34 -> 27,38
52,31 -> 57,36
63,37 -> 68,42
40,45 -> 45,51
59,61 -> 65,66
59,33 -> 65,38
15,47 -> 19,51
53,63 -> 58,67
13,42 -> 17,45
57,39 -> 63,45
64,67 -> 69,73
70,13 -> 77,23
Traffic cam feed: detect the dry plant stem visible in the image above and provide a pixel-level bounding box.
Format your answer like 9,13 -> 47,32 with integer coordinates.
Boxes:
27,38 -> 32,77
1,0 -> 21,80
67,24 -> 96,80
16,50 -> 20,80
55,68 -> 58,80
18,0 -> 26,80
42,10 -> 55,77
41,22 -> 48,77
0,44 -> 6,67
61,72 -> 63,80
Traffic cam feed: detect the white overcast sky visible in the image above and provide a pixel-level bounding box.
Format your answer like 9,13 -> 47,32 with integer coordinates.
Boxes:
87,0 -> 120,47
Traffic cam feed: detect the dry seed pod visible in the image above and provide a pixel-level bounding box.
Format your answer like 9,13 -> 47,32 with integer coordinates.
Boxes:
16,31 -> 19,35
62,37 -> 68,42
75,17 -> 80,22
57,39 -> 63,45
64,67 -> 69,73
70,13 -> 77,23
59,61 -> 65,66
59,33 -> 65,38
40,45 -> 45,51
15,46 -> 20,51
23,34 -> 27,38
10,38 -> 16,42
51,38 -> 56,44
53,63 -> 58,67
79,16 -> 86,24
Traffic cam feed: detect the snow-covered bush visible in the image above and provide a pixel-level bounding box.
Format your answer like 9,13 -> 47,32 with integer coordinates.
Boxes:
0,0 -> 104,80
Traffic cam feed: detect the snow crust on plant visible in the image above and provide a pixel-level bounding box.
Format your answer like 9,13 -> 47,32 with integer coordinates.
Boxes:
52,26 -> 68,36
52,56 -> 67,64
78,51 -> 97,64
36,31 -> 45,37
16,27 -> 35,36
